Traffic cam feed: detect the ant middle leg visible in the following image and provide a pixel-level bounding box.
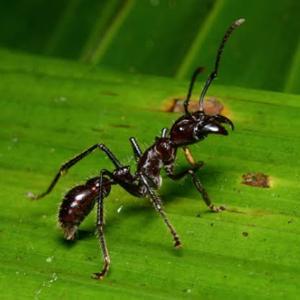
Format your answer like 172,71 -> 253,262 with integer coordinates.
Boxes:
29,143 -> 121,200
139,173 -> 181,248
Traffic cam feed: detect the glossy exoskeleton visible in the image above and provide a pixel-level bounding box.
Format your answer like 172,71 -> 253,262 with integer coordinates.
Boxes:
29,18 -> 245,280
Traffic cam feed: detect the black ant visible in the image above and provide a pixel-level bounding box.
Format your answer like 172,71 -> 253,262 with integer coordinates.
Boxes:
29,18 -> 245,280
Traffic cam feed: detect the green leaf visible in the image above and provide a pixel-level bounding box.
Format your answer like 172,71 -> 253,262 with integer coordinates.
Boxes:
0,48 -> 300,299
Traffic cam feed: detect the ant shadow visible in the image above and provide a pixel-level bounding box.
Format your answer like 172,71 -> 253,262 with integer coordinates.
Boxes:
57,229 -> 94,248
57,164 -> 223,256
161,164 -> 223,204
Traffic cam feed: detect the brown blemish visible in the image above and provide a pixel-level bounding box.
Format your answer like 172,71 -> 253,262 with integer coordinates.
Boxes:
242,231 -> 249,237
164,96 -> 227,116
110,124 -> 133,129
241,172 -> 270,188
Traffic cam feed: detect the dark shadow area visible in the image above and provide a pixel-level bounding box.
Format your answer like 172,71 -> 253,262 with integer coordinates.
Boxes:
161,164 -> 224,202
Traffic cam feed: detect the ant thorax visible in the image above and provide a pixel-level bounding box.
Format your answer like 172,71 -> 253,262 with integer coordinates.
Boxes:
137,137 -> 176,188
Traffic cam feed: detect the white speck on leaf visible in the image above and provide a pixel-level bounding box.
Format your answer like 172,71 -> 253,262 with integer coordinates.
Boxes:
49,273 -> 58,283
46,256 -> 54,263
54,96 -> 67,103
35,273 -> 58,299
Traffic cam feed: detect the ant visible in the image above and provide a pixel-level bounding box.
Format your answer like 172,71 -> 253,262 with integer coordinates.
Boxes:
29,18 -> 245,280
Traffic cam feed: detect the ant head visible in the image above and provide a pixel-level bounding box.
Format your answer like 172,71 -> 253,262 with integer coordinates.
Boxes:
170,111 -> 234,146
170,18 -> 244,147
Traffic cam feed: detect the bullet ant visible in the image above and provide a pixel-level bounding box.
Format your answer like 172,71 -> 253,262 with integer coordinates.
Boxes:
29,18 -> 245,279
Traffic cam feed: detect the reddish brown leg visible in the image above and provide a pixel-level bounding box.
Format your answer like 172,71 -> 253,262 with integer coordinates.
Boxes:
139,174 -> 181,248
28,144 -> 121,200
92,170 -> 113,280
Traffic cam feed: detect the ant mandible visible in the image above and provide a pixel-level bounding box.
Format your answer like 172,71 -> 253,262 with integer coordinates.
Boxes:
29,18 -> 245,280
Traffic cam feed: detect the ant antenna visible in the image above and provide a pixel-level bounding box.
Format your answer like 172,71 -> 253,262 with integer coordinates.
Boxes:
199,18 -> 245,111
184,67 -> 204,114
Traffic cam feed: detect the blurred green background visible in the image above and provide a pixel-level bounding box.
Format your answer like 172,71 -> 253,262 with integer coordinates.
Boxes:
1,0 -> 299,93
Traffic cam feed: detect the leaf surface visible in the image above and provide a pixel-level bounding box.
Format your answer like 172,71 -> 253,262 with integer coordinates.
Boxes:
0,49 -> 300,299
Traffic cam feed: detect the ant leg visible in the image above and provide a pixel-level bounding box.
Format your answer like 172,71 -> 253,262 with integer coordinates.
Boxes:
92,169 -> 114,280
161,128 -> 168,138
182,147 -> 204,167
129,137 -> 143,160
165,162 -> 204,180
165,165 -> 224,212
29,143 -> 122,200
139,174 -> 181,248
188,170 -> 225,212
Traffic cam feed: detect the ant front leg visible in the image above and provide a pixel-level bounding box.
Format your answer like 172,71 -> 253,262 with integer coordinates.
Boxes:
92,169 -> 114,280
29,143 -> 121,200
182,146 -> 204,168
165,163 -> 225,212
188,170 -> 225,212
139,173 -> 181,248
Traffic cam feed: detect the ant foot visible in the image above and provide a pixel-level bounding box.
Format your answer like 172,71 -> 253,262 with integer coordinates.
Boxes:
92,272 -> 106,280
27,192 -> 38,200
92,260 -> 110,280
174,237 -> 182,249
209,204 -> 226,212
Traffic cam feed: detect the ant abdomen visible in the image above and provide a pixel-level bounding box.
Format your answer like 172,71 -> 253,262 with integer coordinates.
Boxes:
59,176 -> 111,240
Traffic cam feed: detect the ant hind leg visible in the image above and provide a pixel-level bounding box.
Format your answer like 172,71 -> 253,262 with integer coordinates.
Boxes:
29,143 -> 121,200
92,170 -> 114,280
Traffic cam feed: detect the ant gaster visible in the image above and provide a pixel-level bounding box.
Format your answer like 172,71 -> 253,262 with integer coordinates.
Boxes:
29,18 -> 245,280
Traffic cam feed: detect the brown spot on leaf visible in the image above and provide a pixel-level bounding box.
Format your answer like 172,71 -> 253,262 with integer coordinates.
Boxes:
242,231 -> 249,237
242,172 -> 270,188
101,91 -> 119,96
110,124 -> 133,129
164,97 -> 225,116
